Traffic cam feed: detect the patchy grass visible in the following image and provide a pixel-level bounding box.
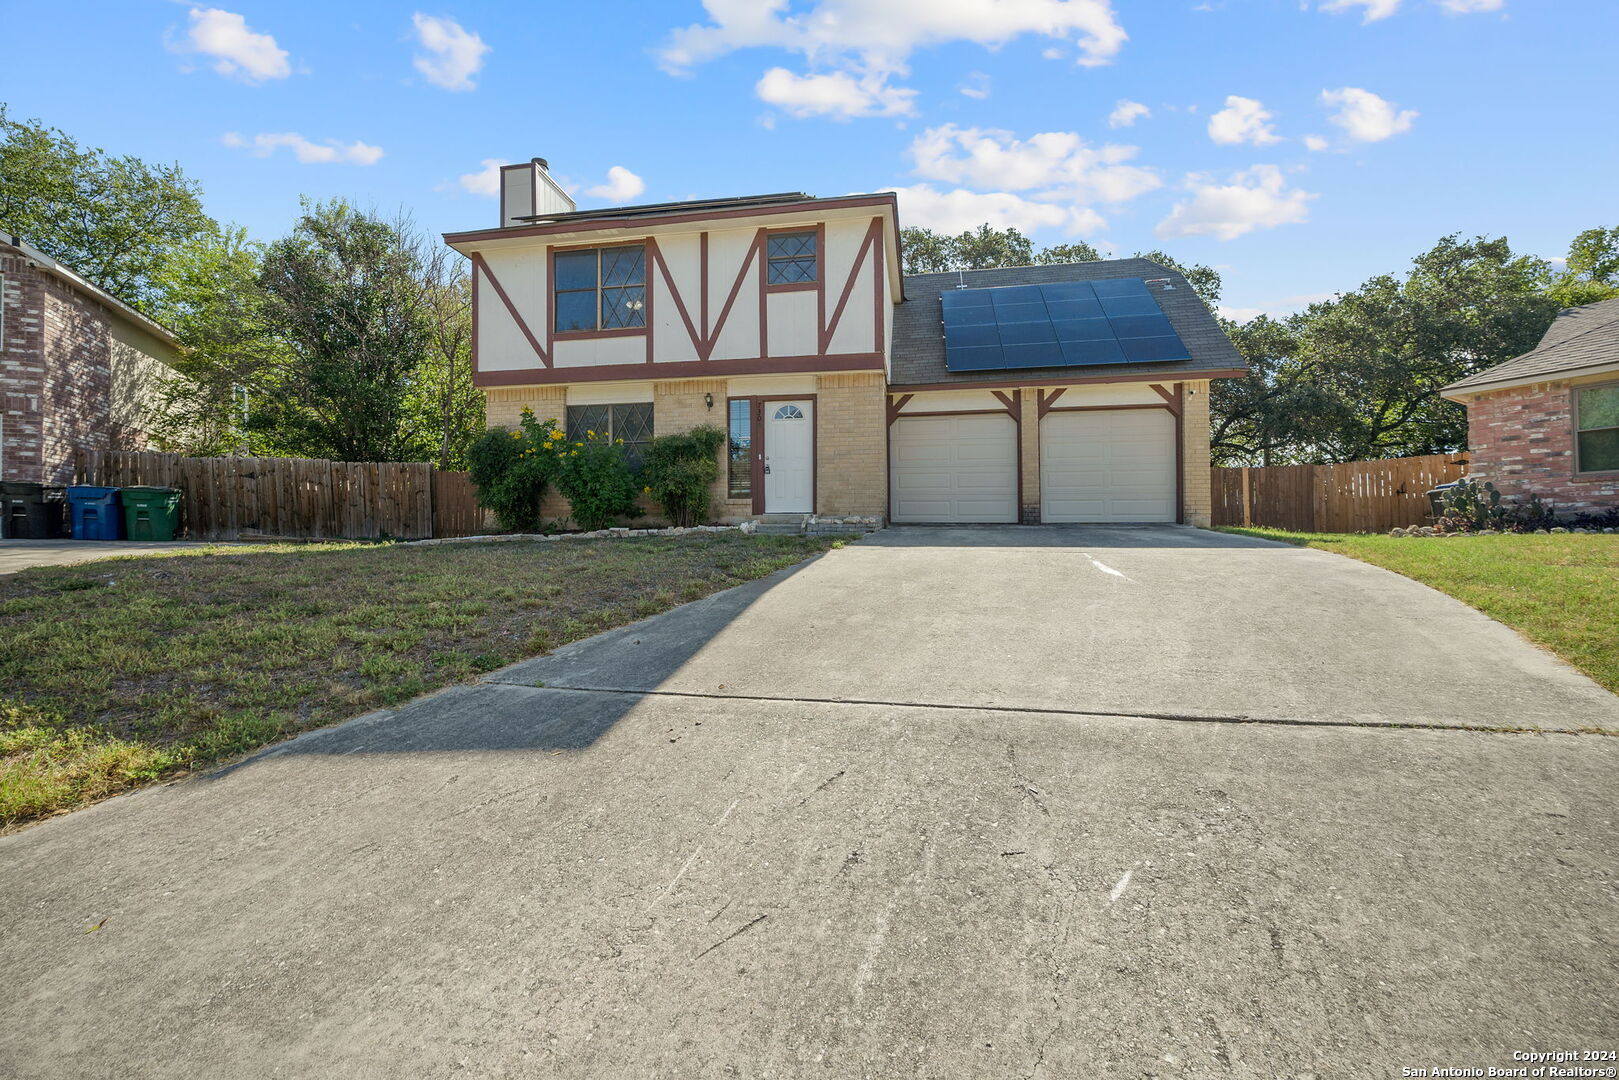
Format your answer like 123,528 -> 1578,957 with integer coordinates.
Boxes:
1217,527 -> 1619,694
0,534 -> 843,828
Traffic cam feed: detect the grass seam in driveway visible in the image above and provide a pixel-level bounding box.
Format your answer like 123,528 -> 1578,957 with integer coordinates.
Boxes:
1213,527 -> 1619,696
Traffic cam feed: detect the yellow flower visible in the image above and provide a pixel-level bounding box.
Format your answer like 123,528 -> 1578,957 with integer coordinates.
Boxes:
642,486 -> 651,494
575,441 -> 584,448
615,438 -> 623,445
511,431 -> 521,439
587,429 -> 596,438
571,450 -> 579,457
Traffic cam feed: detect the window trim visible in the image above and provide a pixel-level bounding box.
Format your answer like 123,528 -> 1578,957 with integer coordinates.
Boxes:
763,225 -> 821,294
550,242 -> 648,340
1572,379 -> 1619,480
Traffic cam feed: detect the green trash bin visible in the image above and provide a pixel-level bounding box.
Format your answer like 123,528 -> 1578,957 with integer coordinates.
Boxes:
119,486 -> 183,541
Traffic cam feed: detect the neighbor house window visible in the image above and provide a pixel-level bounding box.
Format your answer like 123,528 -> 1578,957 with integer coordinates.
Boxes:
553,245 -> 645,333
766,232 -> 817,285
566,402 -> 653,467
1576,383 -> 1619,474
727,399 -> 752,499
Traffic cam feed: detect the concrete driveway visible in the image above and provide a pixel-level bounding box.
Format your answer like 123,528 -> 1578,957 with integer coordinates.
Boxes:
0,538 -> 207,575
2,525 -> 1614,1079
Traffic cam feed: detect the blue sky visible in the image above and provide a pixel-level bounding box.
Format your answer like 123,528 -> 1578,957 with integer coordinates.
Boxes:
3,0 -> 1614,318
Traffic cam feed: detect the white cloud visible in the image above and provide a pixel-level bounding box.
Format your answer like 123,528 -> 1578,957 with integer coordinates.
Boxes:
1207,95 -> 1282,146
884,184 -> 1104,237
222,132 -> 384,166
412,14 -> 489,92
1438,0 -> 1503,11
1320,87 -> 1416,142
1156,165 -> 1314,241
959,71 -> 992,99
1320,0 -> 1402,21
755,67 -> 916,118
1108,100 -> 1150,128
457,158 -> 507,196
662,0 -> 1125,123
585,166 -> 647,204
1304,134 -> 1330,151
660,0 -> 1128,73
908,123 -> 1160,204
180,7 -> 290,83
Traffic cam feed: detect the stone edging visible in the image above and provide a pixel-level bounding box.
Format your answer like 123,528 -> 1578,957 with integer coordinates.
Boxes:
402,524 -> 745,547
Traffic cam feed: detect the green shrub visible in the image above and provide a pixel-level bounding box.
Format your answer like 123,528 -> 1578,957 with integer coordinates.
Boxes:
466,411 -> 563,532
1436,478 -> 1555,534
641,425 -> 726,527
554,431 -> 642,531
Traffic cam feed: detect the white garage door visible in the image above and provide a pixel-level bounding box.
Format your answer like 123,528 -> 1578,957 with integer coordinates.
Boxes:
890,414 -> 1018,523
1041,409 -> 1176,523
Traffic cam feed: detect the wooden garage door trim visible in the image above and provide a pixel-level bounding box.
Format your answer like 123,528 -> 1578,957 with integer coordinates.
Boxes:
1039,407 -> 1178,524
889,413 -> 1019,523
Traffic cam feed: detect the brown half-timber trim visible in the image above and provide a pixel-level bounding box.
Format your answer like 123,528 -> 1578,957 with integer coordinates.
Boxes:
1037,387 -> 1066,417
1043,402 -> 1174,413
470,252 -> 550,368
1148,383 -> 1183,416
473,352 -> 883,388
888,368 -> 1246,394
819,217 -> 883,355
886,393 -> 914,425
446,193 -> 899,246
992,391 -> 1025,517
1175,383 -> 1186,525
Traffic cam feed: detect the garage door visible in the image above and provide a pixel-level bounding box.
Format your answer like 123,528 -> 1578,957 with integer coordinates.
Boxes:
1040,409 -> 1176,523
890,414 -> 1018,523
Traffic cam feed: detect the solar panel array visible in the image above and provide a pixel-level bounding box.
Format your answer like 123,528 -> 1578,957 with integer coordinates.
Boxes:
939,277 -> 1191,372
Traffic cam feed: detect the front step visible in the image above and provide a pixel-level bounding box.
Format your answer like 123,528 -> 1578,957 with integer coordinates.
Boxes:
744,514 -> 885,536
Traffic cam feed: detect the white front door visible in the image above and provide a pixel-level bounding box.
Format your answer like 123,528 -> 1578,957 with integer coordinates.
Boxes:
763,400 -> 814,513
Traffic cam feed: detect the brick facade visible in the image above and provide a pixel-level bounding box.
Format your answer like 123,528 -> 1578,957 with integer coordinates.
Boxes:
813,372 -> 887,516
1463,380 -> 1619,514
1181,379 -> 1213,528
2,245 -> 175,484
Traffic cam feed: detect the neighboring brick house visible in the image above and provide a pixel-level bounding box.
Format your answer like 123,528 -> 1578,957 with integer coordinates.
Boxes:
1,233 -> 181,484
443,158 -> 1245,527
1442,298 -> 1619,515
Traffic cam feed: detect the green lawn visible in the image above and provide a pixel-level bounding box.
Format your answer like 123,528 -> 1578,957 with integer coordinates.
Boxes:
1217,528 -> 1619,695
0,534 -> 843,828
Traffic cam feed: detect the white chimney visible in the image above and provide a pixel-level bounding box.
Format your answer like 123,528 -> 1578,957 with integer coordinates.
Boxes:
500,157 -> 576,227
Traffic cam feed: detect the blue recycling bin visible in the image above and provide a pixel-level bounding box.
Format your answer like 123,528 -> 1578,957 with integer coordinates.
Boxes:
66,485 -> 125,540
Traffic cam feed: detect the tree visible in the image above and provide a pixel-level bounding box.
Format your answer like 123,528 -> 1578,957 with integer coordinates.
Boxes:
255,199 -> 435,463
0,105 -> 214,312
1209,234 -> 1560,465
409,242 -> 483,469
900,225 -> 1101,275
1547,225 -> 1619,307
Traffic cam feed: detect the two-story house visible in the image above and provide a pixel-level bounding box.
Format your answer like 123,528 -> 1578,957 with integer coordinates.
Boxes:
443,158 -> 1246,528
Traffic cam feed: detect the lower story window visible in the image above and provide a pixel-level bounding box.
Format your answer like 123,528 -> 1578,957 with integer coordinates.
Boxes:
1576,384 -> 1619,474
728,399 -> 752,499
566,402 -> 654,468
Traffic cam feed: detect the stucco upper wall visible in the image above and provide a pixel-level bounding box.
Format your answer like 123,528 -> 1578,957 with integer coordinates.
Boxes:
459,198 -> 899,387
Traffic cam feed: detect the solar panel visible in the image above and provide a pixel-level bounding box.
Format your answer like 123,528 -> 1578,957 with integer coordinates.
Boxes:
939,277 -> 1192,372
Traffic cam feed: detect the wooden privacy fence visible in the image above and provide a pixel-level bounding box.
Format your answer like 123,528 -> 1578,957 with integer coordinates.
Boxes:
75,450 -> 484,541
1212,453 -> 1469,533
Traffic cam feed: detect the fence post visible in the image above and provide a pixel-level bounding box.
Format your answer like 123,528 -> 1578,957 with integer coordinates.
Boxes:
1240,467 -> 1252,527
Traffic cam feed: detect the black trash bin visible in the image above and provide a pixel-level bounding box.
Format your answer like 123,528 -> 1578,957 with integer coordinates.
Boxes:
1426,480 -> 1462,522
0,481 -> 67,539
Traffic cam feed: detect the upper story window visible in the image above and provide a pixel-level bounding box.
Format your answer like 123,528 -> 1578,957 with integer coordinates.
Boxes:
554,245 -> 645,333
1576,383 -> 1619,474
766,232 -> 817,286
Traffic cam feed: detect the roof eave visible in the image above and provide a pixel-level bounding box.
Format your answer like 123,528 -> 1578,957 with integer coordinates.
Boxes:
1442,357 -> 1619,400
1,232 -> 180,348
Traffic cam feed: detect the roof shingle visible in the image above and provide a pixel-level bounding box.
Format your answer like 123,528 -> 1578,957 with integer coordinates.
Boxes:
1444,297 -> 1619,393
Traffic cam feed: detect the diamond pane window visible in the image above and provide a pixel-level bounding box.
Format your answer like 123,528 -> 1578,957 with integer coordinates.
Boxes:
567,403 -> 655,469
554,245 -> 646,332
767,231 -> 817,285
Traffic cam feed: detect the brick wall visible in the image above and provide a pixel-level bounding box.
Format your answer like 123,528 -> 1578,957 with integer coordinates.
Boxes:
1,248 -> 166,484
483,385 -> 572,525
1018,387 -> 1040,524
654,378 -> 730,523
815,371 -> 887,516
1182,379 -> 1213,528
1465,380 -> 1619,514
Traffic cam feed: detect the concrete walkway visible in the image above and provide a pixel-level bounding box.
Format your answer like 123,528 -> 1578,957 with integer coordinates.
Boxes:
1,525 -> 1613,1078
0,538 -> 207,575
